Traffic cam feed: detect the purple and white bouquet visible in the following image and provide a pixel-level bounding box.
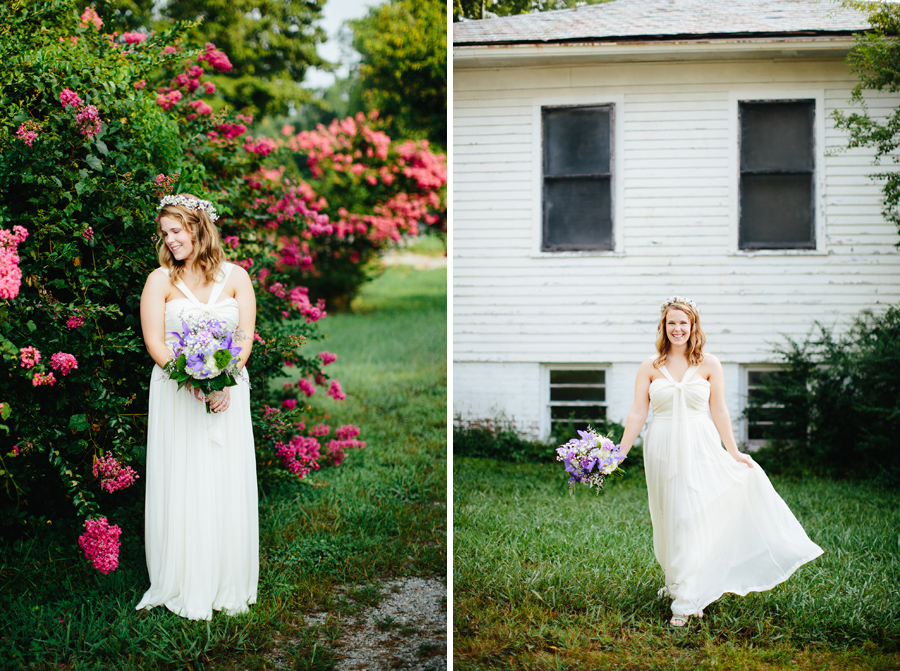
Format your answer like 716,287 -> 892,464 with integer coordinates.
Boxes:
165,311 -> 244,413
556,427 -> 627,492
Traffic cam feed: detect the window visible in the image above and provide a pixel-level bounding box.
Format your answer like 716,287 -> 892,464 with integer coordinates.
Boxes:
548,368 -> 607,438
542,105 -> 613,251
744,367 -> 804,449
739,100 -> 815,249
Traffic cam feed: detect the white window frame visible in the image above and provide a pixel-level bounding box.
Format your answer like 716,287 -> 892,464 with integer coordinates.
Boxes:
727,89 -> 827,257
531,95 -> 625,258
540,363 -> 610,440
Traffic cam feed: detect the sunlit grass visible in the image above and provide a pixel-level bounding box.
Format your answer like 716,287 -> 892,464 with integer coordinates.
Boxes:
453,458 -> 900,670
0,265 -> 447,670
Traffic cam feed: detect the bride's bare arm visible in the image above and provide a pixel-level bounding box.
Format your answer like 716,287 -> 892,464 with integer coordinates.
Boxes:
619,358 -> 654,457
139,270 -> 174,369
231,265 -> 256,370
707,355 -> 754,467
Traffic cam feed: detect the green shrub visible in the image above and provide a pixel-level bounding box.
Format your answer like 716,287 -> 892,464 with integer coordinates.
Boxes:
746,305 -> 900,484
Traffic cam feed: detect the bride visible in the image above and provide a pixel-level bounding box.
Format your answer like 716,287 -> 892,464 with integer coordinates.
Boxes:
136,194 -> 258,620
617,296 -> 823,627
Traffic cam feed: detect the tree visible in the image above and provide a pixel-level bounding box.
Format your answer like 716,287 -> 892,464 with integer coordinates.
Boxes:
349,0 -> 446,148
833,0 -> 900,245
454,0 -> 610,22
105,0 -> 330,117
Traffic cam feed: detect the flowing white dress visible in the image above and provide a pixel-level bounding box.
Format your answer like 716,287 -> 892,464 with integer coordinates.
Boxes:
644,364 -> 823,618
136,263 -> 258,620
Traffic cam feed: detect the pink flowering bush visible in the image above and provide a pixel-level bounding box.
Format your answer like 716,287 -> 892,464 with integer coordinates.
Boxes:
77,517 -> 121,574
1,2 -> 371,571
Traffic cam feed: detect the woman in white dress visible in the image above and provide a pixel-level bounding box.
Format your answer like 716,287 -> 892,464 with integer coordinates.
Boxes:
618,297 -> 823,627
136,194 -> 258,620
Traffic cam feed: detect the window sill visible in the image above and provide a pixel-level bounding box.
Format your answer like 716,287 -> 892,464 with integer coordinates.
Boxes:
532,250 -> 626,259
728,248 -> 828,257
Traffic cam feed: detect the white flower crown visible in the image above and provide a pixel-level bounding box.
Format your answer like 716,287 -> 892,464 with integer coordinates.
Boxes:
157,195 -> 219,222
660,295 -> 699,314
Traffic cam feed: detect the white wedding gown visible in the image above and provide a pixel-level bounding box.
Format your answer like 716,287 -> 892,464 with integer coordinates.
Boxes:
644,365 -> 823,618
136,263 -> 258,620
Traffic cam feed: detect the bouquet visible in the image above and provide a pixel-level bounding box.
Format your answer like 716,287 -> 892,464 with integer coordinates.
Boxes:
164,312 -> 244,414
556,426 -> 627,492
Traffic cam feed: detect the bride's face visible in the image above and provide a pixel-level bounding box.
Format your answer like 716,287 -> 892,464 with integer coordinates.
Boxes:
665,308 -> 691,347
159,216 -> 194,262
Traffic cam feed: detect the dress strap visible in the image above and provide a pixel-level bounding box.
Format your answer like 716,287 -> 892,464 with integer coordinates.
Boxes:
207,263 -> 233,305
660,366 -> 676,384
681,365 -> 699,385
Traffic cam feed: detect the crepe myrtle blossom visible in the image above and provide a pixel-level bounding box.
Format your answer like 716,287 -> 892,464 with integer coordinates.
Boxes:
93,452 -> 139,493
326,380 -> 346,401
0,225 -> 28,299
16,121 -> 40,147
78,517 -> 121,574
318,351 -> 337,366
49,352 -> 78,377
281,398 -> 297,410
19,346 -> 40,369
79,6 -> 103,30
122,31 -> 147,44
32,372 -> 56,387
275,435 -> 321,478
67,315 -> 85,330
59,88 -> 83,109
297,377 -> 315,397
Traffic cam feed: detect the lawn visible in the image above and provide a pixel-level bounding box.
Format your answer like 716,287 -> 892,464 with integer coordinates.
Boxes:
453,458 -> 900,671
0,264 -> 447,670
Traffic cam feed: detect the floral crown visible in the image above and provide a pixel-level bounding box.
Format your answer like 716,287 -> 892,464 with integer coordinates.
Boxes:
157,195 -> 219,222
660,295 -> 698,314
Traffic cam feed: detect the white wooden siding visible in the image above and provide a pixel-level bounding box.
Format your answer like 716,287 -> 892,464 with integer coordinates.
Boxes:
453,53 -> 900,436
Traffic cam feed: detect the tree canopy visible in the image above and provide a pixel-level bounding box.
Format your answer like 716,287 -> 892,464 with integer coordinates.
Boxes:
350,0 -> 447,147
454,0 -> 610,22
834,0 -> 900,245
106,0 -> 329,117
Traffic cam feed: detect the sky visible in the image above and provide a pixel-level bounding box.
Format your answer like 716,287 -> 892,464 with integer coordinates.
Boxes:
303,0 -> 384,89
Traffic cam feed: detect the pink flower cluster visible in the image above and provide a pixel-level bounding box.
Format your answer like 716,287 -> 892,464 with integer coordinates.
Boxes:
244,137 -> 277,157
83,226 -> 94,242
325,426 -> 366,466
286,286 -> 326,324
78,517 -> 121,574
93,452 -> 139,493
326,380 -> 346,401
281,398 -> 297,410
297,377 -> 315,397
122,31 -> 147,44
67,315 -> 85,330
0,225 -> 28,299
59,88 -> 102,138
155,90 -> 182,111
49,352 -> 78,377
19,346 -> 40,368
16,121 -> 41,147
308,423 -> 330,437
32,372 -> 56,387
79,6 -> 103,31
75,105 -> 101,138
59,88 -> 83,109
318,351 -> 337,366
197,43 -> 233,72
211,122 -> 247,141
275,435 -> 321,478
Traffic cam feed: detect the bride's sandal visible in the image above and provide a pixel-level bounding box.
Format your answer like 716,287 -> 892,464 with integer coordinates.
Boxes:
669,615 -> 689,627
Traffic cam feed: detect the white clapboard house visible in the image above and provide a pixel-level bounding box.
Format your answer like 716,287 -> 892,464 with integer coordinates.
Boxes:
452,0 -> 900,445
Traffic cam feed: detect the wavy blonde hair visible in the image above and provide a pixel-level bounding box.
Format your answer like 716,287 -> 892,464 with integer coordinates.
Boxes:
156,194 -> 225,286
654,301 -> 706,367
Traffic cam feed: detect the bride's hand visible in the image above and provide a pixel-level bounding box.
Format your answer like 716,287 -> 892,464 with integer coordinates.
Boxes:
731,451 -> 754,468
208,387 -> 230,413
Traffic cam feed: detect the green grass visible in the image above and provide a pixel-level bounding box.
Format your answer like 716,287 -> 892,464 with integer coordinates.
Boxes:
0,265 -> 447,670
453,458 -> 900,671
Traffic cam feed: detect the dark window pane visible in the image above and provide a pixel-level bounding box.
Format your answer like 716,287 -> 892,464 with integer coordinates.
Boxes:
551,370 -> 605,385
544,177 -> 612,250
748,371 -> 774,386
748,423 -> 774,441
740,174 -> 813,248
545,107 -> 610,176
550,405 -> 607,421
740,102 -> 813,172
550,386 -> 606,402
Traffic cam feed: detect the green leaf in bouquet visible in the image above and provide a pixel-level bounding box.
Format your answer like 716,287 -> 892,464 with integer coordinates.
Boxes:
213,348 -> 232,370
